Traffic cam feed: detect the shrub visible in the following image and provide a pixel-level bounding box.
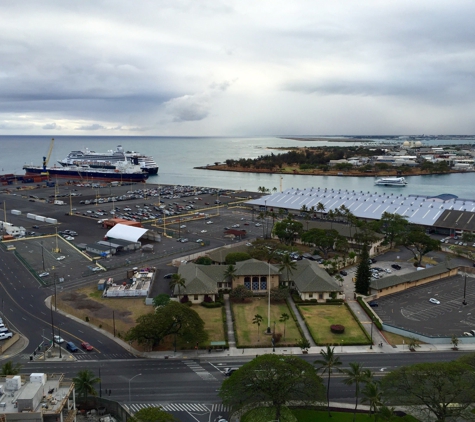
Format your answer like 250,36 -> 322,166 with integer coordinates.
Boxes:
273,332 -> 283,343
200,301 -> 222,308
203,295 -> 213,303
229,285 -> 253,302
180,295 -> 189,303
330,324 -> 345,334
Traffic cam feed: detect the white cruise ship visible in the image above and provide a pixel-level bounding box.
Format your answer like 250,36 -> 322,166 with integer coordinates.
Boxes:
58,145 -> 158,175
375,177 -> 408,187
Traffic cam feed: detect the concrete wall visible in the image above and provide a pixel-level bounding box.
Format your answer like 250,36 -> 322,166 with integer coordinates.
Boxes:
382,323 -> 475,345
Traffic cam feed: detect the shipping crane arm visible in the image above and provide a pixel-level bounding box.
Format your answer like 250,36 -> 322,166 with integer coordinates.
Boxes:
43,138 -> 55,170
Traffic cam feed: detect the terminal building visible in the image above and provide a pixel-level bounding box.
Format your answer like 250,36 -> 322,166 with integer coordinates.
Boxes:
246,187 -> 475,236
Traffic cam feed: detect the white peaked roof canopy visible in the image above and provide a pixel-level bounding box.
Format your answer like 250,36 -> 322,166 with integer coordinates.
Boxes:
105,224 -> 148,242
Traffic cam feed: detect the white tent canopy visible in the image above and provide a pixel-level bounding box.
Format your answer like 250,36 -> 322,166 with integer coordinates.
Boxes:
106,224 -> 148,242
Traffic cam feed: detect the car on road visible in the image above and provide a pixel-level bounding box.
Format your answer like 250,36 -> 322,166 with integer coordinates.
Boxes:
163,273 -> 174,279
429,298 -> 440,305
32,225 -> 39,229
231,224 -> 240,228
0,332 -> 13,340
81,342 -> 94,351
64,236 -> 75,240
200,229 -> 207,233
66,342 -> 79,353
206,220 -> 213,224
391,264 -> 402,270
339,270 -> 348,276
56,256 -> 66,261
224,367 -> 239,376
91,267 -> 103,272
255,223 -> 262,227
180,225 -> 186,228
39,272 -> 50,277
196,239 -> 203,243
54,335 -> 65,344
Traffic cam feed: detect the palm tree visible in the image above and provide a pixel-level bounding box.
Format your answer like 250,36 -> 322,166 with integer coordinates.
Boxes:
327,209 -> 335,229
376,406 -> 397,422
223,264 -> 237,289
278,253 -> 297,287
252,314 -> 263,342
361,381 -> 383,418
342,363 -> 372,421
314,345 -> 342,417
317,202 -> 326,219
279,313 -> 289,341
73,369 -> 100,403
169,273 -> 186,297
1,361 -> 22,376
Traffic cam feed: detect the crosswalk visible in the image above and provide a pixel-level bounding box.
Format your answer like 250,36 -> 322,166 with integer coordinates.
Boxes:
184,360 -> 217,381
126,403 -> 229,413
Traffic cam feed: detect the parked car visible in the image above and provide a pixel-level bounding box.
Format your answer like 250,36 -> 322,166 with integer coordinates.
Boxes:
81,342 -> 94,351
369,301 -> 379,308
66,342 -> 79,352
180,225 -> 186,228
391,264 -> 402,270
429,298 -> 440,305
196,239 -> 203,243
0,332 -> 13,340
39,272 -> 50,277
56,256 -> 66,261
163,273 -> 174,279
339,270 -> 348,276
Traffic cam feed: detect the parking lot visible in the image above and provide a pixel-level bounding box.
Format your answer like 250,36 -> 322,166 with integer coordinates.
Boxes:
373,274 -> 475,337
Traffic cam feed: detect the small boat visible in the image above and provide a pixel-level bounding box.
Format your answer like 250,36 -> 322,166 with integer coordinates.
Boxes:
375,177 -> 408,187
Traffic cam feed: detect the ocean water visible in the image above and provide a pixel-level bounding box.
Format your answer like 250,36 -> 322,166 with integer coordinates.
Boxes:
1,135 -> 475,199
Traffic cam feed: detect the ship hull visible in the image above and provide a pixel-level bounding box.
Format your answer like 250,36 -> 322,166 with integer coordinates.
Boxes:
24,166 -> 149,182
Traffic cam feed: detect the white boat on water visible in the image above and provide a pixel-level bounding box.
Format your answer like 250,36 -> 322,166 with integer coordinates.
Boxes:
375,177 -> 408,187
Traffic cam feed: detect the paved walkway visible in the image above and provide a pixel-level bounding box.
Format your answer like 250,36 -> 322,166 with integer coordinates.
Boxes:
286,296 -> 316,347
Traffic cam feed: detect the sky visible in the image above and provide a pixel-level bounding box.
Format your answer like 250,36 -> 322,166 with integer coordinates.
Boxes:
1,0 -> 475,136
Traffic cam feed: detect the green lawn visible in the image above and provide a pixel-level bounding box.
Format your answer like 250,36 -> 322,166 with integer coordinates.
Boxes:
293,409 -> 419,421
298,304 -> 370,345
232,298 -> 301,347
192,305 -> 225,343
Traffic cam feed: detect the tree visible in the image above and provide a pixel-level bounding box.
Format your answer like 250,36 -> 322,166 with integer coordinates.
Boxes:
402,225 -> 440,266
377,212 -> 409,248
375,405 -> 397,422
342,362 -> 372,421
301,228 -> 341,258
381,361 -> 475,421
223,264 -> 237,288
314,345 -> 342,417
355,244 -> 371,295
408,337 -> 420,351
225,252 -> 251,265
73,369 -> 100,402
169,273 -> 186,297
279,313 -> 290,340
152,294 -> 170,308
229,285 -> 253,301
361,381 -> 382,418
1,361 -> 21,376
451,334 -> 460,350
278,253 -> 297,286
219,354 -> 325,421
252,314 -> 263,342
126,301 -> 208,350
317,202 -> 326,219
131,407 -> 178,422
195,256 -> 212,265
272,216 -> 303,245
297,337 -> 310,352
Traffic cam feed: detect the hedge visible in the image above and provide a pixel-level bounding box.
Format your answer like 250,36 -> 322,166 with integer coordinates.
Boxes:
200,301 -> 223,308
357,297 -> 383,330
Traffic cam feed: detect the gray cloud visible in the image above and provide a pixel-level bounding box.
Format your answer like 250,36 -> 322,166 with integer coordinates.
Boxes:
0,1 -> 474,135
75,123 -> 105,131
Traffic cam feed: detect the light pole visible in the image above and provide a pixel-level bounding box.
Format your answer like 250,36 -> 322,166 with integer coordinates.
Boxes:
463,273 -> 468,305
370,318 -> 374,349
128,373 -> 142,403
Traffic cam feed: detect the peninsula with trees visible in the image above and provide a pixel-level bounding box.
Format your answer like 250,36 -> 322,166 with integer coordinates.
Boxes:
197,144 -> 475,177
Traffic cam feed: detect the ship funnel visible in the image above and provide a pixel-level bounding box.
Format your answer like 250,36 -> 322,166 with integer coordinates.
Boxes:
117,145 -> 124,152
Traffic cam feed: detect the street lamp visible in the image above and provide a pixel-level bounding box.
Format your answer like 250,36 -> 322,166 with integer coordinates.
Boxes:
128,373 -> 142,403
463,273 -> 468,305
370,318 -> 374,349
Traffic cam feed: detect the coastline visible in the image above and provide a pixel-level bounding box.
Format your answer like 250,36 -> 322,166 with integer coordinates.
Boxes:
280,136 -> 374,143
194,165 -> 472,178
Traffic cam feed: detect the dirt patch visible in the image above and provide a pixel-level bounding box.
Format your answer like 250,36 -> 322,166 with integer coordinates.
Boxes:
58,291 -> 134,323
